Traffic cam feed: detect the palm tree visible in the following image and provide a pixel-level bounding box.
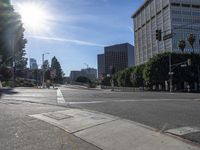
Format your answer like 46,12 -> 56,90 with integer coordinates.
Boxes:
178,40 -> 186,53
187,33 -> 196,53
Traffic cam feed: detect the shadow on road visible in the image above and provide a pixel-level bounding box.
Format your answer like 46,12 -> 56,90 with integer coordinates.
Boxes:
0,88 -> 18,99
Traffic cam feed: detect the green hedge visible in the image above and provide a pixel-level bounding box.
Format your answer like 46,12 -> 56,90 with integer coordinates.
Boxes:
101,52 -> 200,90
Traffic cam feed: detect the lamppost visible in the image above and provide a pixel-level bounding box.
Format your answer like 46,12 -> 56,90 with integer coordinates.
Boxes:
42,52 -> 50,88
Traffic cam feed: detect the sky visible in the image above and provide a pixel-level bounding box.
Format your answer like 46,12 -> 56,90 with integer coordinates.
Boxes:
12,0 -> 143,76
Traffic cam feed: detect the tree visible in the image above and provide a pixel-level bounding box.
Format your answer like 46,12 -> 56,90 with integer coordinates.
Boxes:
178,40 -> 186,53
187,33 -> 196,53
42,60 -> 51,81
143,53 -> 170,88
112,65 -> 145,87
131,65 -> 145,87
43,60 -> 49,70
101,76 -> 111,86
51,56 -> 63,83
143,52 -> 200,90
76,76 -> 91,84
0,2 -> 27,80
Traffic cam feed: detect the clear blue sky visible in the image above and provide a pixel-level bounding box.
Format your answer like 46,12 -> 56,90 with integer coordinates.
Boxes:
12,0 -> 143,76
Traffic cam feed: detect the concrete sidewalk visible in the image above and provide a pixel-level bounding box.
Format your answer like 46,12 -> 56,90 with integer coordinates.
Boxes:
0,101 -> 101,150
31,108 -> 200,150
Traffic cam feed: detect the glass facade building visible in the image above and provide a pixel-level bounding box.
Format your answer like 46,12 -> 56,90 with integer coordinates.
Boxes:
104,43 -> 135,76
133,0 -> 200,65
30,58 -> 38,70
97,54 -> 105,79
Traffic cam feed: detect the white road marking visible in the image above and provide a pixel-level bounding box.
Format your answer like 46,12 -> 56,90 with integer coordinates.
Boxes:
68,101 -> 105,104
30,109 -> 199,150
166,126 -> 200,136
67,99 -> 187,105
57,89 -> 65,104
194,99 -> 200,101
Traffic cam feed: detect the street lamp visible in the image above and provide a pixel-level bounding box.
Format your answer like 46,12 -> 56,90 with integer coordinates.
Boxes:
42,52 -> 50,88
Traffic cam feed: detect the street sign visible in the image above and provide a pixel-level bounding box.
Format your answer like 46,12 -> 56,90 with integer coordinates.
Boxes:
163,33 -> 174,41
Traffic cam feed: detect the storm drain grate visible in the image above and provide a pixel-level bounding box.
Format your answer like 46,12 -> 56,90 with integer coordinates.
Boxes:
43,112 -> 72,120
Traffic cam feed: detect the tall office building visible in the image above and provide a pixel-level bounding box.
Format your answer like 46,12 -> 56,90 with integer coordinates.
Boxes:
30,58 -> 38,70
70,71 -> 82,81
104,43 -> 135,76
133,0 -> 200,65
81,68 -> 97,81
97,54 -> 105,79
70,68 -> 97,81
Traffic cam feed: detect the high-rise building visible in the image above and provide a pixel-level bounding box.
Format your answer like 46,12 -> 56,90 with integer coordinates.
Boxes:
70,71 -> 82,81
97,54 -> 105,79
30,58 -> 38,70
70,68 -> 97,82
104,43 -> 135,76
81,68 -> 97,81
133,0 -> 200,65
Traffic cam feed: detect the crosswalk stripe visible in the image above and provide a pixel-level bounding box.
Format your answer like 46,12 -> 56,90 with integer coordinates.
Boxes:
57,89 -> 65,104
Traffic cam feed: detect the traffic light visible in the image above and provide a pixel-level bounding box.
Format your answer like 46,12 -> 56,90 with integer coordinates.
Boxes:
156,30 -> 162,41
187,59 -> 192,66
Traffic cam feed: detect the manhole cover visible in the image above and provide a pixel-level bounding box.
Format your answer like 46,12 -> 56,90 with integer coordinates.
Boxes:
43,112 -> 72,120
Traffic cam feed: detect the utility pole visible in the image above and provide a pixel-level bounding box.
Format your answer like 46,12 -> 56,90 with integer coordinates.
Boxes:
42,52 -> 49,88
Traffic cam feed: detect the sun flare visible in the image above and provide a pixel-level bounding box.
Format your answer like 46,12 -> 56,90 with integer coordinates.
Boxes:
16,2 -> 49,32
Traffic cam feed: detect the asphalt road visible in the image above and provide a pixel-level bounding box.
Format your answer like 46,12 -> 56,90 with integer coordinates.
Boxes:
1,87 -> 200,146
0,88 -> 101,150
60,87 -> 200,144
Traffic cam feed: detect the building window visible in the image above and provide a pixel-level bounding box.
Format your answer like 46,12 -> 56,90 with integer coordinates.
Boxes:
192,5 -> 200,9
182,4 -> 190,8
172,18 -> 182,22
182,11 -> 191,16
171,10 -> 181,15
192,12 -> 200,16
171,3 -> 180,7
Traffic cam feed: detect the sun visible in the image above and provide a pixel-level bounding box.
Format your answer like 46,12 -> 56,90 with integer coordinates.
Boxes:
15,2 -> 49,32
